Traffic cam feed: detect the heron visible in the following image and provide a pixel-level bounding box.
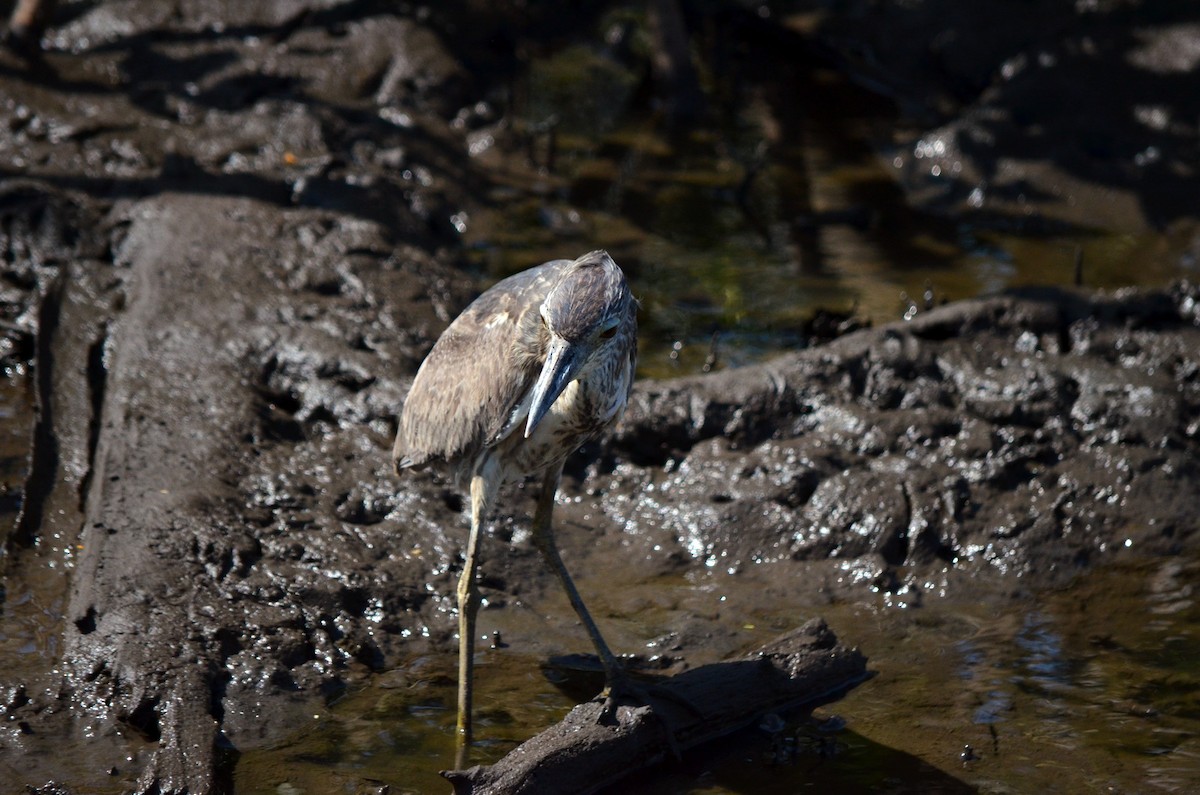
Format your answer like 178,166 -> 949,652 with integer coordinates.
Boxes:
393,250 -> 638,765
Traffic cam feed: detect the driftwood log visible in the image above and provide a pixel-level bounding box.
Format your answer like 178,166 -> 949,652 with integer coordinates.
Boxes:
444,618 -> 869,795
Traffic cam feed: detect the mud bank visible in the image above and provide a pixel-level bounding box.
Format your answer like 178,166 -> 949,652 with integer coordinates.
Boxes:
3,202 -> 1197,793
1,2 -> 1198,794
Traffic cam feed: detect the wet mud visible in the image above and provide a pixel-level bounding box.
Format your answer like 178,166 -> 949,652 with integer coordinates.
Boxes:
0,2 -> 1198,794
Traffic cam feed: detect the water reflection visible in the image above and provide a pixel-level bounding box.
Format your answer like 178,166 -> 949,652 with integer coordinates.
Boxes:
1014,612 -> 1068,687
843,554 -> 1200,794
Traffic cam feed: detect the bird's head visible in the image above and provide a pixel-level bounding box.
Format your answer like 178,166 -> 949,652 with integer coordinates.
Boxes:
525,250 -> 634,438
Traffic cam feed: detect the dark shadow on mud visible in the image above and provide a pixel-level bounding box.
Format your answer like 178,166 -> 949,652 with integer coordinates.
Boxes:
812,0 -> 1200,229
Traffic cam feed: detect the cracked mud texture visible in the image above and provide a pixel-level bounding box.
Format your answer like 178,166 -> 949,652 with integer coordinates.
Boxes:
1,2 -> 1199,794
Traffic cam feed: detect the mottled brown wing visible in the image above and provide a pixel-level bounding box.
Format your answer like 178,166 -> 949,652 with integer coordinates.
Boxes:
393,261 -> 567,471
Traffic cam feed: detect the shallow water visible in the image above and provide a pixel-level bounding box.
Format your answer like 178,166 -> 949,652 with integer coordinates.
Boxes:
0,376 -> 61,688
232,550 -> 1200,793
815,554 -> 1200,794
463,14 -> 1196,378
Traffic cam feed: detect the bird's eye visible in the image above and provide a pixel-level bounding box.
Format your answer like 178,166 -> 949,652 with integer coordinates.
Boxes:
600,326 -> 618,340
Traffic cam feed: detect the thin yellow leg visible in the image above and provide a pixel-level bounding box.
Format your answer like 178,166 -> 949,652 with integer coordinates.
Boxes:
455,461 -> 495,768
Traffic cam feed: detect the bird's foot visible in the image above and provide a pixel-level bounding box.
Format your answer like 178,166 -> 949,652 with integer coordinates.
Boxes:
594,672 -> 706,760
596,671 -> 706,721
595,672 -> 642,726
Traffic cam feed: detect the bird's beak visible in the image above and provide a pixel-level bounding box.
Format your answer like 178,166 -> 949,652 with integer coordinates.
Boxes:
525,336 -> 585,438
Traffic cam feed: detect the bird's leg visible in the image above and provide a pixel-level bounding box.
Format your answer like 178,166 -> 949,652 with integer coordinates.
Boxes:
454,465 -> 493,769
532,466 -> 631,706
532,467 -> 702,746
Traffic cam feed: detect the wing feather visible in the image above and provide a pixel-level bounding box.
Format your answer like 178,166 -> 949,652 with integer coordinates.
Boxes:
393,261 -> 568,471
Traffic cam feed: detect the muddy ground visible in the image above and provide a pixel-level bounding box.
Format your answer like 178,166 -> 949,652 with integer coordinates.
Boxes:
1,2 -> 1198,793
